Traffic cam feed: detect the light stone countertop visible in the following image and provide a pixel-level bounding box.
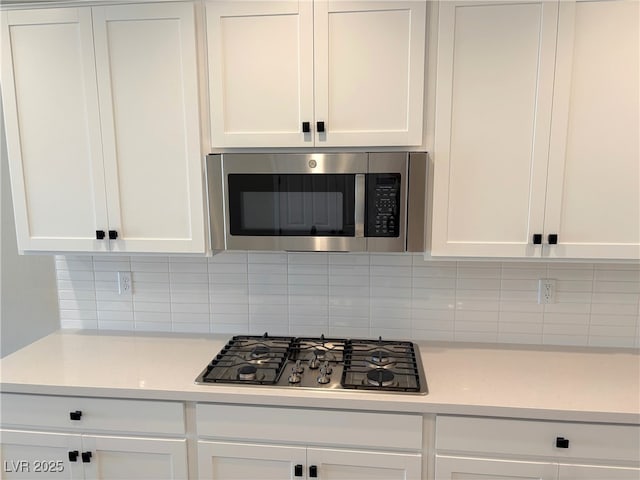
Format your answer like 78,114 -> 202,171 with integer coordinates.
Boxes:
0,330 -> 638,424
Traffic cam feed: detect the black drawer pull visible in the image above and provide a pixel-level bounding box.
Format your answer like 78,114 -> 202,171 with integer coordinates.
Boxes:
302,122 -> 310,133
108,230 -> 118,240
82,451 -> 92,463
556,437 -> 569,448
532,233 -> 542,245
69,410 -> 82,421
294,464 -> 303,477
309,465 -> 318,478
96,230 -> 106,240
548,233 -> 558,245
316,121 -> 325,133
68,450 -> 79,462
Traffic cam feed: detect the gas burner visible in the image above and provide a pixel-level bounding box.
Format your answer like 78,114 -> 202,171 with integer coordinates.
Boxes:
370,350 -> 395,366
238,365 -> 258,381
366,368 -> 395,387
250,345 -> 271,360
312,348 -> 327,360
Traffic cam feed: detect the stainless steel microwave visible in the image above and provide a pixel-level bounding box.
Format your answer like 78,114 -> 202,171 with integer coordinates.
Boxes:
206,152 -> 426,252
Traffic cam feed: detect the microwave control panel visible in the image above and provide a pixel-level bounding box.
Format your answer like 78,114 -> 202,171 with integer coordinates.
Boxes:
366,173 -> 401,237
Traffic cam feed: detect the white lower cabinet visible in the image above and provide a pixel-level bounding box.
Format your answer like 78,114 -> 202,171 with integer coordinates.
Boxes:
435,416 -> 640,480
0,394 -> 188,479
196,404 -> 422,480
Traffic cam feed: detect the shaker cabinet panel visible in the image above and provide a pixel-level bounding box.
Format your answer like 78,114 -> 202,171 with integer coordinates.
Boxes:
1,3 -> 205,254
308,447 -> 421,480
1,8 -> 108,253
431,0 -> 558,257
543,0 -> 640,259
92,2 -> 205,254
435,455 -> 557,480
206,0 -> 314,148
313,0 -> 426,147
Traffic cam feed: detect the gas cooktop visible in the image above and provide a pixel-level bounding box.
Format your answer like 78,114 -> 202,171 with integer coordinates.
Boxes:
195,334 -> 428,395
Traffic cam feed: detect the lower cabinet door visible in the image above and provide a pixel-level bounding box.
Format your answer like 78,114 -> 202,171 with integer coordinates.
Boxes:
436,455 -> 557,480
81,435 -> 188,480
0,429 -> 82,479
559,464 -> 640,480
198,441 -> 306,480
307,447 -> 421,480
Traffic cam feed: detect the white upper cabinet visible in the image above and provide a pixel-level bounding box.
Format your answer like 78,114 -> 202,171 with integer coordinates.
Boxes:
432,0 -> 640,260
206,0 -> 426,148
432,0 -> 558,258
1,3 -> 205,254
543,0 -> 640,260
1,8 -> 108,253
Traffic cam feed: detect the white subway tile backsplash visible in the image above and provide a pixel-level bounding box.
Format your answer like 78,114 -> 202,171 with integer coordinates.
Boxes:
53,253 -> 640,349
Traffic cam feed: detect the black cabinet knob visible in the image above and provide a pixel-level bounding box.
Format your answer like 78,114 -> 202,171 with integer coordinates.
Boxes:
294,464 -> 303,477
556,437 -> 569,448
96,230 -> 106,240
108,230 -> 118,240
316,121 -> 325,133
532,233 -> 542,245
68,450 -> 79,462
548,234 -> 558,245
81,451 -> 92,463
309,465 -> 318,478
302,122 -> 310,133
69,410 -> 82,421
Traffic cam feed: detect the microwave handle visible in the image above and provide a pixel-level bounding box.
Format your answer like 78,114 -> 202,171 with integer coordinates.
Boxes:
355,174 -> 365,238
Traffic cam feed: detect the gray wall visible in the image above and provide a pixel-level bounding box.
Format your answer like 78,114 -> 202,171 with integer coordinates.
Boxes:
1,101 -> 59,357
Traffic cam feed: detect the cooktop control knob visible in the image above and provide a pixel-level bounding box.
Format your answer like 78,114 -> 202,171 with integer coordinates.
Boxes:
317,366 -> 330,384
293,359 -> 304,373
309,353 -> 320,370
322,361 -> 332,374
288,367 -> 302,384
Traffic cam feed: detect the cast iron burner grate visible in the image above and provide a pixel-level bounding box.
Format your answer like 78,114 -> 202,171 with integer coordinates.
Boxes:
199,334 -> 293,385
340,338 -> 423,392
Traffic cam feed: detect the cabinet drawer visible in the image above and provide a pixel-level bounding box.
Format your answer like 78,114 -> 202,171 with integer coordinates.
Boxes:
197,404 -> 422,451
436,415 -> 640,463
0,393 -> 185,435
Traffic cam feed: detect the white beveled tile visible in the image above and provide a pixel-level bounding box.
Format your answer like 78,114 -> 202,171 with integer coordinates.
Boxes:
212,303 -> 249,315
58,289 -> 96,301
56,257 -> 94,271
93,259 -> 131,272
412,277 -> 456,289
370,253 -> 413,266
329,253 -> 369,265
95,290 -> 127,302
371,297 -> 412,309
455,311 -> 499,323
555,291 -> 592,304
544,312 -> 589,325
211,323 -> 249,335
456,289 -> 500,301
134,321 -> 172,332
97,310 -> 133,322
288,274 -> 327,286
457,265 -> 501,279
454,331 -> 498,342
288,264 -> 327,276
248,284 -> 288,296
370,286 -> 411,299
288,295 -> 327,306
543,302 -> 590,314
496,333 -> 543,345
289,314 -> 329,327
130,261 -> 169,273
171,312 -> 209,324
329,305 -> 370,318
169,261 -> 208,274
58,299 -> 96,311
590,303 -> 639,316
249,303 -> 287,316
134,301 -> 170,314
170,282 -> 208,294
411,309 -> 455,322
169,273 -> 208,284
96,300 -> 133,312
556,280 -> 593,292
588,336 -> 636,348
594,281 -> 640,294
412,255 -> 456,267
56,280 -> 96,291
210,284 -> 249,297
370,265 -> 411,277
455,300 -> 500,312
248,293 -> 288,305
327,325 -> 370,337
412,296 -> 455,311
209,273 -> 248,285
249,263 -> 287,275
458,278 -> 501,290
498,322 -> 543,334
501,265 -> 547,279
499,301 -> 543,313
589,325 -> 636,337
211,313 -> 249,326
172,302 -> 209,314
134,311 -> 170,322
172,322 -> 210,334
248,252 -> 288,264
290,324 -> 328,336
412,329 -> 455,341
57,270 -> 94,281
412,265 -> 457,278
499,311 -> 543,323
546,267 -> 594,280
247,273 -> 287,285
328,285 -> 369,297
60,309 -> 97,320
500,279 -> 538,291
413,318 -> 454,332
129,256 -> 169,263
594,268 -> 640,282
543,334 -> 588,346
371,315 -> 411,330
133,272 -> 170,283
329,264 -> 369,276
370,276 -> 411,288
543,323 -> 589,336
328,275 -> 369,287
288,252 -> 327,265
131,283 -> 170,295
592,292 -> 640,304
288,284 -> 328,297
370,328 -> 412,340
97,321 -> 134,331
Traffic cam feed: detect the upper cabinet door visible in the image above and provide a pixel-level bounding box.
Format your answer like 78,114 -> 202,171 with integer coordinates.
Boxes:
543,0 -> 640,260
1,8 -> 109,253
206,0 -> 314,148
431,0 -> 558,257
92,2 -> 205,254
313,0 -> 426,147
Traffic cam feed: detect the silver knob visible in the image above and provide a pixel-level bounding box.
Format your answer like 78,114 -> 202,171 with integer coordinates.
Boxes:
309,353 -> 320,370
288,367 -> 302,384
317,366 -> 330,384
293,359 -> 304,373
322,361 -> 332,374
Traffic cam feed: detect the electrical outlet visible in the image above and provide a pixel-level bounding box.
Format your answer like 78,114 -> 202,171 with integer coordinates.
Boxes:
118,271 -> 132,296
537,279 -> 556,304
